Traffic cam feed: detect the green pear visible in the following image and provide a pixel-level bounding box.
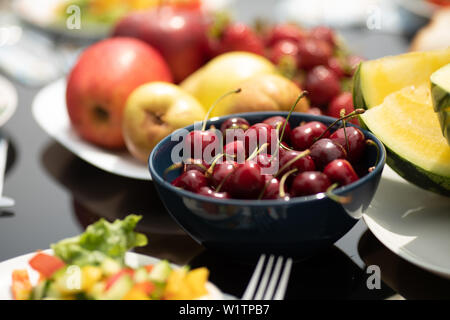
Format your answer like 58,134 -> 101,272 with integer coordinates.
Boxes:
180,51 -> 277,117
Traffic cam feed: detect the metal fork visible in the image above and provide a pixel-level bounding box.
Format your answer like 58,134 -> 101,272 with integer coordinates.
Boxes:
242,254 -> 293,300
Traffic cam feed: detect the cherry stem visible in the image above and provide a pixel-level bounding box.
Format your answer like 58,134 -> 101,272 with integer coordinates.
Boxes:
247,143 -> 269,161
274,149 -> 310,178
316,108 -> 365,141
340,108 -> 350,153
366,139 -> 380,168
215,165 -> 236,193
325,183 -> 352,204
205,153 -> 235,177
163,162 -> 183,179
202,88 -> 242,131
279,168 -> 297,198
279,91 -> 308,145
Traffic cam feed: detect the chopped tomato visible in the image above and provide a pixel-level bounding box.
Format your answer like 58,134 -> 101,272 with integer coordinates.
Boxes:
134,281 -> 155,295
11,270 -> 32,300
28,252 -> 65,278
105,268 -> 134,291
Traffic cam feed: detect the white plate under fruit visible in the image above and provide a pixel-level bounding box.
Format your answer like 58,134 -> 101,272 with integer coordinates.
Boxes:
363,166 -> 450,279
0,75 -> 18,127
0,250 -> 224,300
32,78 -> 151,180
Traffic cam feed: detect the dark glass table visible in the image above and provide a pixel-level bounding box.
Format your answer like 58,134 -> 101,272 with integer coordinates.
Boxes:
1,1 -> 449,300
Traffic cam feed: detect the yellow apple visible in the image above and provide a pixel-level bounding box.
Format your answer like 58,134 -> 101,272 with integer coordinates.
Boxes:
180,51 -> 277,117
123,82 -> 205,163
225,74 -> 309,115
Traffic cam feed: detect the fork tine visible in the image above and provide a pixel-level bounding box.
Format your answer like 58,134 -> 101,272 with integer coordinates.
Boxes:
242,254 -> 266,300
263,256 -> 283,300
254,255 -> 274,300
273,257 -> 293,300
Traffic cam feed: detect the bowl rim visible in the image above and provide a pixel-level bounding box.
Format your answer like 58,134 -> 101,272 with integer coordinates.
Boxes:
149,111 -> 386,207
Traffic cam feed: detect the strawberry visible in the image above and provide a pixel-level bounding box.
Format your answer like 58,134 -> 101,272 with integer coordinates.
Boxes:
210,23 -> 264,57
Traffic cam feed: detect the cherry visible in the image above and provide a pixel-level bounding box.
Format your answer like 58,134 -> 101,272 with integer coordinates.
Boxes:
327,57 -> 345,78
184,158 -> 210,174
329,127 -> 366,163
290,121 -> 329,150
309,26 -> 336,46
184,130 -> 220,160
228,161 -> 265,199
223,140 -> 246,162
261,175 -> 281,200
306,107 -> 323,116
278,150 -> 315,175
197,186 -> 230,199
326,92 -> 358,125
346,55 -> 364,76
263,116 -> 292,143
290,171 -> 332,197
209,160 -> 237,190
297,38 -> 332,70
172,169 -> 208,192
244,123 -> 277,155
269,40 -> 299,66
310,138 -> 347,169
220,117 -> 249,135
256,153 -> 275,169
323,159 -> 359,186
305,66 -> 341,105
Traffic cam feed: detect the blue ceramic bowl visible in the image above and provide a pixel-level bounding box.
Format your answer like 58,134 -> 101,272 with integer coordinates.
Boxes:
149,112 -> 386,257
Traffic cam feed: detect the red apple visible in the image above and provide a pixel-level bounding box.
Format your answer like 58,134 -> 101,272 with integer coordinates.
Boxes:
66,37 -> 172,149
112,6 -> 209,83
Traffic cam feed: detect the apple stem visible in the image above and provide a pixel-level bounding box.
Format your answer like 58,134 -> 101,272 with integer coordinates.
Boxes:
201,88 -> 242,131
316,108 -> 365,141
279,168 -> 297,198
274,149 -> 310,178
325,183 -> 352,204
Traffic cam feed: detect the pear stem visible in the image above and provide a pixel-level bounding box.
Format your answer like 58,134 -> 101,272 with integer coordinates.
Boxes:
201,88 -> 242,131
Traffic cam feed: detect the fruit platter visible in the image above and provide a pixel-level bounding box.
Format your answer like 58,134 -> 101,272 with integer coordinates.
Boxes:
2,0 -> 450,303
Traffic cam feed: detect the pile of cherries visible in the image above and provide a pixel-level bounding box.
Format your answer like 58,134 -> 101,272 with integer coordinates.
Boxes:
168,93 -> 374,201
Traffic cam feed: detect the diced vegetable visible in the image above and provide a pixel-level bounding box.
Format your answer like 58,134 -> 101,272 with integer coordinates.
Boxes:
28,252 -> 65,278
11,270 -> 32,300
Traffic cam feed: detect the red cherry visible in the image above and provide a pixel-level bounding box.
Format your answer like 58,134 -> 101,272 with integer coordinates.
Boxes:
297,38 -> 332,70
346,55 -> 365,76
291,171 -> 331,197
228,161 -> 265,199
323,159 -> 359,186
305,66 -> 341,105
209,160 -> 237,189
310,138 -> 347,169
279,150 -> 315,175
261,175 -> 281,200
329,127 -> 366,163
263,116 -> 291,143
265,23 -> 305,47
309,26 -> 336,46
223,140 -> 246,162
256,153 -> 276,169
327,57 -> 345,78
290,121 -> 329,150
269,40 -> 299,66
306,107 -> 323,116
220,117 -> 249,135
216,23 -> 264,56
184,158 -> 210,173
244,123 -> 278,155
326,92 -> 358,125
184,130 -> 219,159
172,169 -> 208,192
197,186 -> 230,199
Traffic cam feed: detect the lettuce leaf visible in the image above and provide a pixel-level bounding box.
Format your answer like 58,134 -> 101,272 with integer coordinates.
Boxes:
51,215 -> 148,266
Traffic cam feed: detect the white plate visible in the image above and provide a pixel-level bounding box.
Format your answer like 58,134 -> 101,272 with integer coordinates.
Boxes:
363,166 -> 450,279
0,75 -> 18,127
0,250 -> 223,300
13,0 -> 110,40
32,78 -> 151,181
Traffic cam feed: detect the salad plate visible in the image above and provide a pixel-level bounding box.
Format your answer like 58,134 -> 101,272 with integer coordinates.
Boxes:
32,78 -> 151,181
363,165 -> 450,279
0,250 -> 223,300
0,75 -> 18,127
